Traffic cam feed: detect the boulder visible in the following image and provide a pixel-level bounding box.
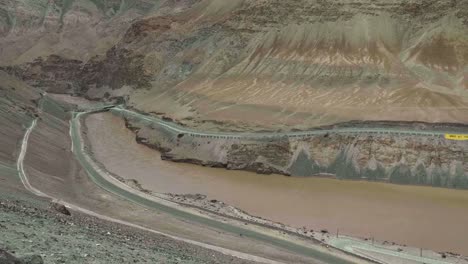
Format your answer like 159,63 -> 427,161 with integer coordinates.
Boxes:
0,249 -> 22,264
19,255 -> 43,264
50,202 -> 71,216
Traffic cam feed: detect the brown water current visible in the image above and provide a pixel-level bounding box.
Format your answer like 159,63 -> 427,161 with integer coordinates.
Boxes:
85,112 -> 468,255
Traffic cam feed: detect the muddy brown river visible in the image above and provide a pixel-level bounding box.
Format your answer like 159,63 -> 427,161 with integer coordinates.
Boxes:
85,112 -> 468,255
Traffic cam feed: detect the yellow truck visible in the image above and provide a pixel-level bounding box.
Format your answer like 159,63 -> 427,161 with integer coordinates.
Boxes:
445,134 -> 468,141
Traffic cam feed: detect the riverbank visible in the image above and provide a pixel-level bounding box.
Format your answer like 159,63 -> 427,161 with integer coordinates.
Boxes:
19,95 -> 345,264
83,111 -> 468,262
114,104 -> 468,190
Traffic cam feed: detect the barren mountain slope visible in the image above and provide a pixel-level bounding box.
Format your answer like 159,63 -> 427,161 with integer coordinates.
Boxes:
0,0 -> 198,65
3,0 -> 468,130
0,71 -> 39,174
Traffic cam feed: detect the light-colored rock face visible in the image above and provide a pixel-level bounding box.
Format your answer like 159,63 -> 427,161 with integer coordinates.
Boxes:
2,0 -> 468,130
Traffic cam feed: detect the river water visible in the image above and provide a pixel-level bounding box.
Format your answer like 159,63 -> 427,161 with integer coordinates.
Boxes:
85,112 -> 468,255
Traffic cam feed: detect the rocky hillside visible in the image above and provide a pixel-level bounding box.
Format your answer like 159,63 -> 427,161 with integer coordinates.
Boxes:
2,0 -> 468,131
0,180 -> 256,264
0,71 -> 40,176
0,0 -> 199,65
0,70 -> 258,264
121,113 -> 468,190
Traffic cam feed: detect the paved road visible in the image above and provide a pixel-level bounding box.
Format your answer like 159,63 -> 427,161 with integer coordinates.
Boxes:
111,106 -> 462,140
70,111 -> 360,264
27,96 -> 465,264
329,237 -> 454,264
67,104 -> 467,264
15,119 -> 284,264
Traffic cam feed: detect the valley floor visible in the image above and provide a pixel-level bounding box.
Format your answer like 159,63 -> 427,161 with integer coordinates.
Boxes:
2,93 -> 468,264
12,95 -> 360,264
82,111 -> 468,263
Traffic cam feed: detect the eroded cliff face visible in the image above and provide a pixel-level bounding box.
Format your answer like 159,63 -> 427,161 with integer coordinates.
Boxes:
121,112 -> 468,189
3,0 -> 468,131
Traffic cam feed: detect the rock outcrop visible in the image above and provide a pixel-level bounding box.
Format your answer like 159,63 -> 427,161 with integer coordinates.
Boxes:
0,249 -> 43,264
0,249 -> 22,264
122,113 -> 468,189
50,202 -> 71,216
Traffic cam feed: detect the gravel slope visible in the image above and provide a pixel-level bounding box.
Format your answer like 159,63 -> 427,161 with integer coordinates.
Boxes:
0,176 -> 257,264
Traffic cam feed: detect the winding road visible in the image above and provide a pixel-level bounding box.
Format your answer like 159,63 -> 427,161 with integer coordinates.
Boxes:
328,238 -> 454,264
15,95 -> 358,264
16,97 -> 464,264
70,111 -> 356,264
16,119 -> 287,264
74,105 -> 462,264
111,106 -> 466,140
